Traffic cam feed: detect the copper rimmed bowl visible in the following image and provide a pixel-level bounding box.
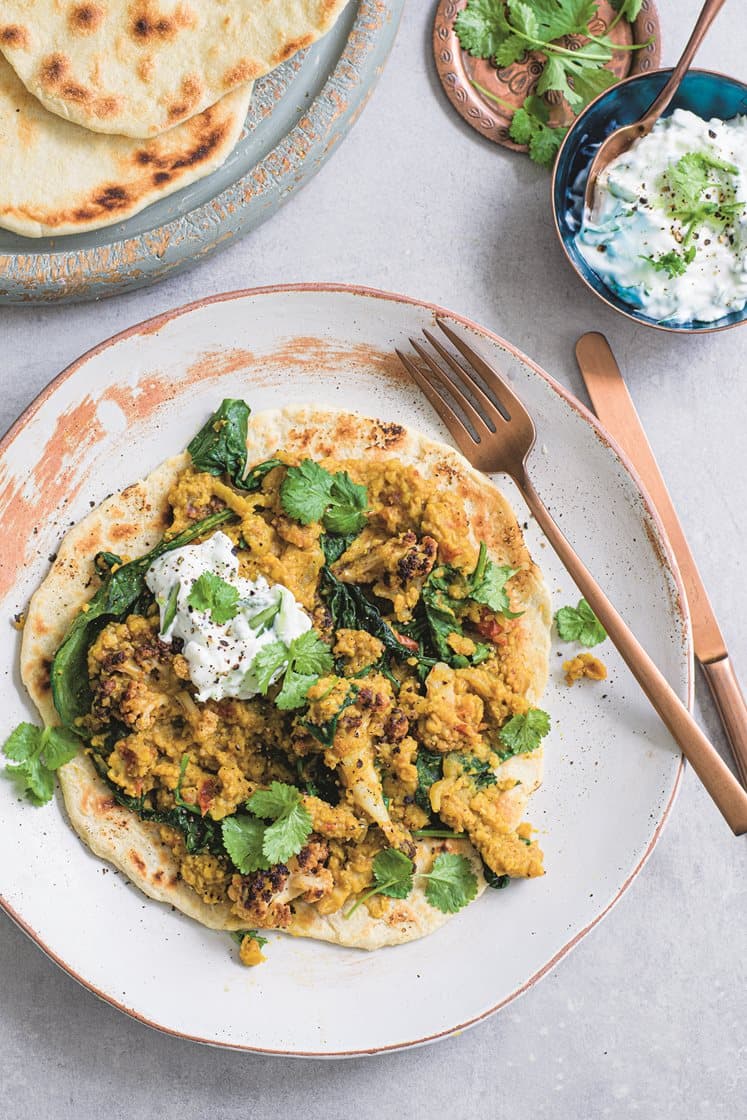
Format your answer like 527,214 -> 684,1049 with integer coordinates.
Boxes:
552,68 -> 747,334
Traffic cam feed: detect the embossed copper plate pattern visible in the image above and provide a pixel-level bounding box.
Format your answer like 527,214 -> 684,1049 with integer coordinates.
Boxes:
0,0 -> 404,305
433,0 -> 661,150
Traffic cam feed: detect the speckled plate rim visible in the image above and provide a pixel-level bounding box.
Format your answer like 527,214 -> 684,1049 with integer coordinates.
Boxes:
0,282 -> 691,1057
551,67 -> 747,335
432,0 -> 661,151
0,0 -> 403,305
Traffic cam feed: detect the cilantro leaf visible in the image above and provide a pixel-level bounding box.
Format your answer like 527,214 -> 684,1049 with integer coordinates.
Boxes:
498,708 -> 551,759
423,852 -> 479,914
344,847 -> 415,917
372,848 -> 416,899
247,781 -> 313,865
324,473 -> 368,535
249,640 -> 289,694
42,726 -> 82,769
641,246 -> 696,279
610,0 -> 644,21
510,97 -> 567,168
288,630 -> 335,677
507,0 -> 538,39
280,459 -> 333,525
221,815 -> 269,873
3,723 -> 42,763
3,722 -> 80,805
281,460 -> 368,534
555,598 -> 607,646
509,105 -> 534,145
470,543 -> 521,617
662,151 -> 744,242
454,0 -> 511,58
250,630 -> 332,711
275,670 -> 318,711
187,571 -> 240,624
494,33 -> 526,67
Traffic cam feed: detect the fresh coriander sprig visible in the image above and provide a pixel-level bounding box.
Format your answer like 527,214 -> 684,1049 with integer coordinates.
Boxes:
280,459 -> 368,534
640,247 -> 696,280
344,848 -> 479,918
455,0 -> 653,167
555,598 -> 606,646
2,722 -> 80,805
498,708 -> 551,760
251,629 -> 334,711
221,781 -> 313,871
187,571 -> 240,624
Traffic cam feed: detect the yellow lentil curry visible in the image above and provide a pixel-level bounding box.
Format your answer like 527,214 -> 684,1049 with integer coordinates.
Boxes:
18,402 -> 552,959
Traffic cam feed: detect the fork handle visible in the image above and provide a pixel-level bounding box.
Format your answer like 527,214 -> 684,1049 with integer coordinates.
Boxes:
519,472 -> 747,835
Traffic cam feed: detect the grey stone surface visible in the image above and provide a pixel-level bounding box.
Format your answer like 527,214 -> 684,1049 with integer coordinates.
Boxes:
1,2 -> 745,1117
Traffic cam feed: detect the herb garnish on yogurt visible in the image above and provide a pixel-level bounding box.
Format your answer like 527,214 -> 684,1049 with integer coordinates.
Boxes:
576,109 -> 747,323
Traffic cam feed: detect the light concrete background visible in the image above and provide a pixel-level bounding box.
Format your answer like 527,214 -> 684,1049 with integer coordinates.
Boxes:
1,2 -> 745,1117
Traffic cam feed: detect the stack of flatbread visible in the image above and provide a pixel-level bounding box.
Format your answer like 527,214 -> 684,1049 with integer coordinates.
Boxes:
0,1 -> 349,237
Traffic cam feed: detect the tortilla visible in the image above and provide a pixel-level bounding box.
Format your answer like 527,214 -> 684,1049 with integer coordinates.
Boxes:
0,0 -> 349,139
21,408 -> 552,950
0,57 -> 252,237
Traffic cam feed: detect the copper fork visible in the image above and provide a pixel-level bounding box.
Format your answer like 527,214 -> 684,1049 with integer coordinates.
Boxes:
397,320 -> 747,836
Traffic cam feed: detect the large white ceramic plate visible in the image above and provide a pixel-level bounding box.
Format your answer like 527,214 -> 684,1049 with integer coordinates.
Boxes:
0,286 -> 690,1056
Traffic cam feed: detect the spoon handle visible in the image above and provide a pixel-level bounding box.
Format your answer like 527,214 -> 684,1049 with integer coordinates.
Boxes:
644,0 -> 727,123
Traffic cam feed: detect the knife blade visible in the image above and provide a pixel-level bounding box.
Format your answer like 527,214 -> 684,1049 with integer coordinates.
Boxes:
575,331 -> 747,787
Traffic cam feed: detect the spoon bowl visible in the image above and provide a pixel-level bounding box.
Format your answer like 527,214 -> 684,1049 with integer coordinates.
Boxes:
583,0 -> 726,211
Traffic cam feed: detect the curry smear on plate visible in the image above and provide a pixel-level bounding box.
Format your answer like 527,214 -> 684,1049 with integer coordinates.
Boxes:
15,402 -> 552,958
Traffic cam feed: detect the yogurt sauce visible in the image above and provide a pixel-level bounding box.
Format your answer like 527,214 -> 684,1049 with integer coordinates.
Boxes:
575,109 -> 747,323
145,531 -> 310,702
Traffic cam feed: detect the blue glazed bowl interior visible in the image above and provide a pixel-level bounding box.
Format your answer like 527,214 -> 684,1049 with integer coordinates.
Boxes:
554,69 -> 747,332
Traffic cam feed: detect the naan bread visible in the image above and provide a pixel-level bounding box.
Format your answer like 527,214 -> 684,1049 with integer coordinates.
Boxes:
0,57 -> 252,237
21,408 -> 552,950
0,0 -> 349,139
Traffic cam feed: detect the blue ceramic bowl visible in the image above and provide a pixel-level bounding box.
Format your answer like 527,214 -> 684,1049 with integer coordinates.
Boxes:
552,68 -> 747,333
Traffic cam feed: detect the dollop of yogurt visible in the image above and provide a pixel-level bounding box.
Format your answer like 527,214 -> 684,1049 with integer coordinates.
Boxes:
145,531 -> 310,702
575,109 -> 747,323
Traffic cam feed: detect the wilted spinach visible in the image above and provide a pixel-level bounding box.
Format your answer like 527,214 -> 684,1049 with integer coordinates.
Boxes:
187,399 -> 281,491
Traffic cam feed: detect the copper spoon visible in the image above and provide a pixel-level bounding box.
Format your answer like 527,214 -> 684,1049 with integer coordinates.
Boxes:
584,0 -> 727,211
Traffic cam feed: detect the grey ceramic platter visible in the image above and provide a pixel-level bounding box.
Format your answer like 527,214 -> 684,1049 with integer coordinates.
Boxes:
0,0 -> 403,305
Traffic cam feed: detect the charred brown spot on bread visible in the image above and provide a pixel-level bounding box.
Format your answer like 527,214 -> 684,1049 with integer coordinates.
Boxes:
273,34 -> 313,65
171,124 -> 228,170
376,422 -> 406,448
129,849 -> 147,875
61,83 -> 90,103
69,4 -> 104,33
223,59 -> 260,88
37,658 -> 53,694
109,519 -> 138,538
39,54 -> 68,88
0,25 -> 29,48
166,74 -> 203,123
152,171 -> 171,184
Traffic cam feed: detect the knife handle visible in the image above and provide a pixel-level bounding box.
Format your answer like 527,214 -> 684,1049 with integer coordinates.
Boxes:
700,657 -> 747,787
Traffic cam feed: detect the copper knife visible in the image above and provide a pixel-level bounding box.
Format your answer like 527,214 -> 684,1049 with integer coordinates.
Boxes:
575,331 -> 747,787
